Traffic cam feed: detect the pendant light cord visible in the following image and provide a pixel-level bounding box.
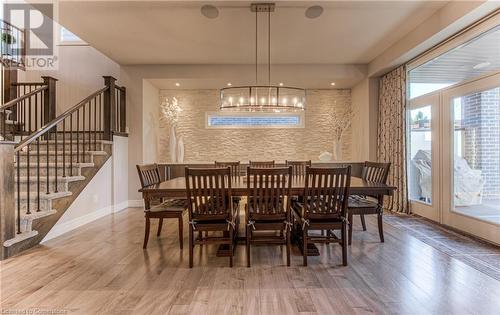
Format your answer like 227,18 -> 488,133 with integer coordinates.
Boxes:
255,9 -> 258,84
268,9 -> 271,85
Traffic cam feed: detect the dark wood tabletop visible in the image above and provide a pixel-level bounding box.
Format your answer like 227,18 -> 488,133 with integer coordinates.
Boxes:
139,176 -> 396,198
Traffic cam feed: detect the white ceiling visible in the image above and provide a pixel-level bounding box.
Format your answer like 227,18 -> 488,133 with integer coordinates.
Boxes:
58,1 -> 448,66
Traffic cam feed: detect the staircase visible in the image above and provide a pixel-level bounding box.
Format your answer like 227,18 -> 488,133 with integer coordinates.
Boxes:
1,76 -> 126,258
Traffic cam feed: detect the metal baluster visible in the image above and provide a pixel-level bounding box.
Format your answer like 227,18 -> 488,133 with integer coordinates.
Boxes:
83,106 -> 86,162
46,129 -> 50,194
77,110 -> 80,163
37,138 -> 40,212
94,97 -> 97,151
98,94 -> 102,140
26,143 -> 31,214
54,125 -> 58,193
63,120 -> 66,177
35,89 -> 38,131
16,151 -> 20,234
88,100 -> 91,153
70,114 -> 73,176
28,90 -> 32,133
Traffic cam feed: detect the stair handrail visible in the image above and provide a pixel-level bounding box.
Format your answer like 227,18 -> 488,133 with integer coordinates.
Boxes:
0,85 -> 47,111
14,86 -> 108,152
1,77 -> 56,141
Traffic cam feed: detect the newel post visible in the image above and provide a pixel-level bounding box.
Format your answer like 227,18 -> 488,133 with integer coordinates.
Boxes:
41,76 -> 57,125
119,86 -> 126,133
0,142 -> 15,260
103,76 -> 116,140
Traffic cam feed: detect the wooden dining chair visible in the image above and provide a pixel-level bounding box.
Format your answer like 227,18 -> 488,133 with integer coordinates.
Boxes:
215,161 -> 241,178
347,161 -> 391,245
185,167 -> 239,268
249,160 -> 275,168
286,160 -> 311,177
245,166 -> 293,267
292,166 -> 351,266
136,164 -> 186,249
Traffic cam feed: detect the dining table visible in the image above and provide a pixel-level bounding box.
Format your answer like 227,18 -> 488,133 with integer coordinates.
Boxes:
139,175 -> 396,256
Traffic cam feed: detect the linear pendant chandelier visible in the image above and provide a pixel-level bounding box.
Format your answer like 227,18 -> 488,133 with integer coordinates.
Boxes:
220,3 -> 306,112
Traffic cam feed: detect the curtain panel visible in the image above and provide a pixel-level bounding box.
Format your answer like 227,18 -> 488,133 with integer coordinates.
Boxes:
377,65 -> 409,213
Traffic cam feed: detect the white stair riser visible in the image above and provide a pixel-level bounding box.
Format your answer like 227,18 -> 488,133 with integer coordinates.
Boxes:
15,180 -> 70,194
14,198 -> 52,212
19,153 -> 95,164
17,166 -> 82,177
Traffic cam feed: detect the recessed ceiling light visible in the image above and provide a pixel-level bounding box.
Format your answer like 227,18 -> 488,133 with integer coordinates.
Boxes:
227,82 -> 232,86
305,6 -> 323,19
473,62 -> 491,70
330,82 -> 336,86
201,5 -> 219,19
175,82 -> 180,87
279,82 -> 284,86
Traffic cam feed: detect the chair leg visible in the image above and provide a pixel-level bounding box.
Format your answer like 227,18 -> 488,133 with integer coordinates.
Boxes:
178,215 -> 183,250
246,225 -> 251,268
189,225 -> 194,268
303,228 -> 308,267
377,212 -> 385,243
360,214 -> 367,231
157,218 -> 163,237
143,216 -> 150,249
348,212 -> 353,246
342,221 -> 348,266
286,228 -> 291,267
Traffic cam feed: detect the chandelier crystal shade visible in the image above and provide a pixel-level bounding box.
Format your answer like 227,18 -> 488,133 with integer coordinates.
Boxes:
220,3 -> 307,112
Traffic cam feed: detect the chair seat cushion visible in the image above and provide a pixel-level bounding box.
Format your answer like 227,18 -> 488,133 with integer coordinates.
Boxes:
150,198 -> 187,212
291,199 -> 344,220
248,203 -> 287,221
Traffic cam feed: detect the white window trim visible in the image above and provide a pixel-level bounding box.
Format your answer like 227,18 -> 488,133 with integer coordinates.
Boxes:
205,111 -> 305,129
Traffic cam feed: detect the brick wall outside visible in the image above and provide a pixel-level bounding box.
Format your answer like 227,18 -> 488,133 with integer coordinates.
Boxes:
462,88 -> 500,199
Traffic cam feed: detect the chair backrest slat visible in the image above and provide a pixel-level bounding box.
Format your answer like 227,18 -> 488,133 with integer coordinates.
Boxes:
185,167 -> 233,221
246,166 -> 292,218
136,164 -> 161,188
361,161 -> 391,184
286,160 -> 311,177
215,161 -> 241,179
302,166 -> 351,219
249,160 -> 275,168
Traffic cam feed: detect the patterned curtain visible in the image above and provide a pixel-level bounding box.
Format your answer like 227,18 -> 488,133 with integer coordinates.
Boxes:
378,65 -> 409,213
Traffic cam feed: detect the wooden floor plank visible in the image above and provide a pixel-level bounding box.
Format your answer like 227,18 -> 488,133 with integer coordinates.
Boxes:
1,208 -> 499,315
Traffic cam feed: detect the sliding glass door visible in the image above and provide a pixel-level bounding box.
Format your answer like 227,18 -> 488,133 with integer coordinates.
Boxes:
408,94 -> 440,221
441,73 -> 500,243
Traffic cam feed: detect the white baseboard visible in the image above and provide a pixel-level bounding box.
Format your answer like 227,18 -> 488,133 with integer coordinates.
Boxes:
41,200 -> 143,243
113,200 -> 130,213
42,205 -> 113,243
127,199 -> 144,208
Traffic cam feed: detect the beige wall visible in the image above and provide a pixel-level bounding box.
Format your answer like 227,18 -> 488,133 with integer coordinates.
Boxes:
18,45 -> 120,113
157,89 -> 352,163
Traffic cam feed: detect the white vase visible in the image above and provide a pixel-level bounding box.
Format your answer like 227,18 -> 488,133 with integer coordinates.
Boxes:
333,140 -> 342,161
177,136 -> 185,163
169,126 -> 177,163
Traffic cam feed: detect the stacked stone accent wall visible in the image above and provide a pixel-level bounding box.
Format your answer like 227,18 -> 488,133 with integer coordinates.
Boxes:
462,88 -> 500,199
157,89 -> 352,162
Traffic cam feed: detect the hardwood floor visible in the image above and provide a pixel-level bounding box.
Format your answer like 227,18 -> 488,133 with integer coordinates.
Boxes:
1,208 -> 500,315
